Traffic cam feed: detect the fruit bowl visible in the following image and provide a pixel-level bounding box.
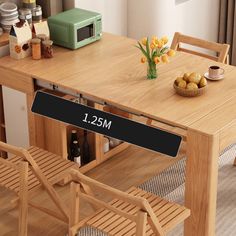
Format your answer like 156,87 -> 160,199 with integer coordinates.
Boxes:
173,72 -> 208,97
173,81 -> 207,97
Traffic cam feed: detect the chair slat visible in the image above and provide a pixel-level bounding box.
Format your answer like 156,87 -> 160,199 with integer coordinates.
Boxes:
171,32 -> 230,63
86,187 -> 190,235
0,146 -> 76,194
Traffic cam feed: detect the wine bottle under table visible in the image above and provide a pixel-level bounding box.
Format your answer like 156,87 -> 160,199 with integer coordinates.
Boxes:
71,140 -> 81,167
68,130 -> 78,161
82,130 -> 90,165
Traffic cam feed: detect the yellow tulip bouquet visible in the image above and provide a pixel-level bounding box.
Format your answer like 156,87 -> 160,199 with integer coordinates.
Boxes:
137,36 -> 175,79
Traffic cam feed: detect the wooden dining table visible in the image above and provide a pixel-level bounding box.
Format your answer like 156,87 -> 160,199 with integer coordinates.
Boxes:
0,33 -> 236,235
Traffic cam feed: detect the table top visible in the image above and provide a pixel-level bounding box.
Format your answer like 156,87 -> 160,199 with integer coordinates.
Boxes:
1,33 -> 236,134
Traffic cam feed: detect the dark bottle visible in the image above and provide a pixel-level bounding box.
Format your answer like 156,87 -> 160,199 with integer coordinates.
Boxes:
71,140 -> 81,166
82,130 -> 90,164
68,130 -> 78,161
70,130 -> 78,145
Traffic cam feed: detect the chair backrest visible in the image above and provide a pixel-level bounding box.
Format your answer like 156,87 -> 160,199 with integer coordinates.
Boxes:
171,32 -> 230,63
0,141 -> 69,222
69,169 -> 165,236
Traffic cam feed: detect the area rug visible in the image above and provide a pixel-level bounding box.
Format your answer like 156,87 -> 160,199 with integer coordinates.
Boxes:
77,144 -> 236,235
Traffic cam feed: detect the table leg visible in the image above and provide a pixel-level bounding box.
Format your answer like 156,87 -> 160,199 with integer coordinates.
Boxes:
26,93 -> 45,148
0,85 -> 7,157
184,129 -> 219,236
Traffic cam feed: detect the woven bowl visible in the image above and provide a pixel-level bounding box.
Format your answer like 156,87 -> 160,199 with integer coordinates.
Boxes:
173,81 -> 207,97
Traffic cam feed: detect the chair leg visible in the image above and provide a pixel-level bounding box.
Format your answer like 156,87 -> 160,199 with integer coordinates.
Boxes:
69,182 -> 80,236
18,162 -> 29,236
136,211 -> 148,236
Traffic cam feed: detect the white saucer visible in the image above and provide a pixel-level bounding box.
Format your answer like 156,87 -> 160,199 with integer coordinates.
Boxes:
204,72 -> 224,81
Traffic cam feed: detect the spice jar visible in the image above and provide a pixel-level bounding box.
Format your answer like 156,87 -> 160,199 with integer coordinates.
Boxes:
31,38 -> 41,60
32,5 -> 42,22
36,34 -> 48,54
42,40 -> 53,58
22,0 -> 36,9
36,34 -> 48,42
19,8 -> 32,26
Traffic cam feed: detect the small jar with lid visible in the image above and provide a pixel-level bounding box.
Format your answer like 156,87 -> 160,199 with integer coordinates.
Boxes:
22,0 -> 36,9
31,38 -> 41,60
37,34 -> 48,54
42,40 -> 53,58
36,34 -> 48,42
19,8 -> 32,26
32,5 -> 42,22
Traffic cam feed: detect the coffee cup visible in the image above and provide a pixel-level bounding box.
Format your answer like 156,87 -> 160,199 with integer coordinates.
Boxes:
209,66 -> 224,78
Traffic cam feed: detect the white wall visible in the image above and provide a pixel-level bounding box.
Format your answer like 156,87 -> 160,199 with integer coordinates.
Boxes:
72,0 -> 128,36
128,0 -> 176,41
175,0 -> 220,42
128,0 -> 220,44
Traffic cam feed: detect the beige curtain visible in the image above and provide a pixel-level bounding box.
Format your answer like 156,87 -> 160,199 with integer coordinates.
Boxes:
219,0 -> 236,65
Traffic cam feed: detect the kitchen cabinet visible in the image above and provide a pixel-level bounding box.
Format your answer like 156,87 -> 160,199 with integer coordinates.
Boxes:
0,45 -> 29,151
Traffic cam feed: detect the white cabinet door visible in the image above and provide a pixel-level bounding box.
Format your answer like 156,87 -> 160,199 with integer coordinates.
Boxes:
0,41 -> 29,150
2,87 -> 29,149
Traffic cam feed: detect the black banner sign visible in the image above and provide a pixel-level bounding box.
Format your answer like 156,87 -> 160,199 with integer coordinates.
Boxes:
31,91 -> 182,157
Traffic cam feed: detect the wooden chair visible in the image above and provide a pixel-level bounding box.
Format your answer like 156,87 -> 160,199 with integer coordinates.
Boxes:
171,32 -> 230,64
68,170 -> 190,236
0,141 -> 79,236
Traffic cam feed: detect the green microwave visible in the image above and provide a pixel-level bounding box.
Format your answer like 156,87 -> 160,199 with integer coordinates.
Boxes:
48,8 -> 102,50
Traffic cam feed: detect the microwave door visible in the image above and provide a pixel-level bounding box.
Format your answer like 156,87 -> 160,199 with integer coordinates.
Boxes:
77,23 -> 94,42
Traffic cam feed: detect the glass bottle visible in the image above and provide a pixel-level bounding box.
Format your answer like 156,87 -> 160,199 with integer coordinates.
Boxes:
82,130 -> 90,164
71,140 -> 81,166
68,130 -> 78,161
31,38 -> 41,60
42,39 -> 53,58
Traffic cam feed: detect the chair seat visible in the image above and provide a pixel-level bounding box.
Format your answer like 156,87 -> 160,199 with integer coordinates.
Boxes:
86,187 -> 190,235
0,146 -> 77,194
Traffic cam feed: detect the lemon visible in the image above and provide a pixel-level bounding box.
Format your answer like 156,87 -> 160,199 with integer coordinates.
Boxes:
188,72 -> 201,84
186,82 -> 198,90
199,77 -> 207,88
178,80 -> 187,89
183,73 -> 190,82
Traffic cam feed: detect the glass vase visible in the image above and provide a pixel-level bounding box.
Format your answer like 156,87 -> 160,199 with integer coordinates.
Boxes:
147,62 -> 157,79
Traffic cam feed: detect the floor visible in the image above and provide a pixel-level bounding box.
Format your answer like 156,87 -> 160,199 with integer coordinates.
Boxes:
0,144 -> 184,236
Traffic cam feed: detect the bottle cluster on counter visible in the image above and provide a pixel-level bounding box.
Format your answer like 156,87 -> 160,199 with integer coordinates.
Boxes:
19,0 -> 43,25
0,0 -> 42,33
9,18 -> 53,60
0,0 -> 54,60
68,130 -> 91,167
31,33 -> 53,60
